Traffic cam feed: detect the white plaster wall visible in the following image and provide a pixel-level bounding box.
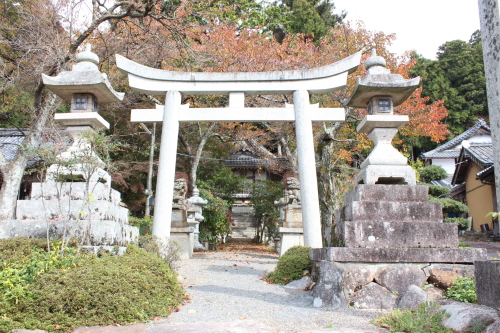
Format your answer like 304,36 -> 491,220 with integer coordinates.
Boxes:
432,159 -> 456,175
468,134 -> 492,144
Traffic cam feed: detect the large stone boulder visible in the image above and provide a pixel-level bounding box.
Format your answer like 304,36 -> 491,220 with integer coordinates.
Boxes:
425,264 -> 475,289
350,282 -> 397,310
375,266 -> 427,295
438,300 -> 500,333
397,284 -> 428,310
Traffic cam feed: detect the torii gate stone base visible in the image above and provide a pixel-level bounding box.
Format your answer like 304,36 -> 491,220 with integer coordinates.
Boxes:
117,52 -> 362,257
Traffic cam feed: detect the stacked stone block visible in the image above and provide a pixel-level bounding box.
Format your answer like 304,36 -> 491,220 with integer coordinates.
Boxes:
310,184 -> 487,309
9,181 -> 138,246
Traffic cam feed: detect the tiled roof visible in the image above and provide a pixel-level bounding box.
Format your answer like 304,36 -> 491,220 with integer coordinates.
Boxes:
421,119 -> 490,159
0,128 -> 71,167
226,138 -> 287,170
225,155 -> 287,168
451,143 -> 493,185
477,165 -> 494,179
0,129 -> 26,162
430,176 -> 463,192
464,143 -> 493,167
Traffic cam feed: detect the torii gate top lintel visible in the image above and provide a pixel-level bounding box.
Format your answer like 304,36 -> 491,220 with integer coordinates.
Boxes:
115,52 -> 362,96
120,51 -> 363,250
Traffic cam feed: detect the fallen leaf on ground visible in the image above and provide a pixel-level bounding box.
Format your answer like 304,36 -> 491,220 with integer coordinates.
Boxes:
239,316 -> 247,320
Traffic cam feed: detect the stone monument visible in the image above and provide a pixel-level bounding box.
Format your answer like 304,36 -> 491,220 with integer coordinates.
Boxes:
276,176 -> 304,255
186,186 -> 208,252
170,173 -> 194,259
7,45 -> 138,247
310,51 -> 487,310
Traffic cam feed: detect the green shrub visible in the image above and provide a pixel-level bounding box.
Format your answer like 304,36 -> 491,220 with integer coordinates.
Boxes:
0,238 -> 80,306
198,188 -> 232,244
0,244 -> 184,332
421,183 -> 451,197
420,165 -> 448,182
138,235 -> 181,270
430,197 -> 469,215
267,245 -> 311,284
447,277 -> 477,303
129,216 -> 154,235
374,302 -> 451,333
459,240 -> 472,248
444,217 -> 471,230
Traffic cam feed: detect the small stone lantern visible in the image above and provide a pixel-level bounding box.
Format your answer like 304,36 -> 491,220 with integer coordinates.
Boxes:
346,50 -> 420,185
42,45 -> 124,182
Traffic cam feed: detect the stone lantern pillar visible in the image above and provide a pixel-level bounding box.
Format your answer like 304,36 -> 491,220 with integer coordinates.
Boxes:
42,45 -> 125,183
187,186 -> 208,251
346,50 -> 420,185
14,45 -> 137,248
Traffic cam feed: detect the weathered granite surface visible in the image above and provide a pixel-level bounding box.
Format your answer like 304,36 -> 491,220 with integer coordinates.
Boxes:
344,184 -> 429,203
397,284 -> 428,310
16,200 -> 129,224
311,247 -> 487,263
311,261 -> 475,310
30,182 -> 121,203
438,299 -> 500,333
344,201 -> 442,223
311,184 -> 488,310
337,220 -> 458,248
475,260 -> 500,310
0,219 -> 138,245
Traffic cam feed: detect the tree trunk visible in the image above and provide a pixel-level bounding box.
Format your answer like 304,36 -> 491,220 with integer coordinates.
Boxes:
0,159 -> 28,219
188,122 -> 217,192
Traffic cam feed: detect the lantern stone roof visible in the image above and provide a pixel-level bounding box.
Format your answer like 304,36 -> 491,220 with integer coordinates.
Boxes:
42,45 -> 124,103
346,50 -> 420,108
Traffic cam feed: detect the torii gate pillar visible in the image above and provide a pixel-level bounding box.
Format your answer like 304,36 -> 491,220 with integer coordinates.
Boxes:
151,91 -> 181,238
294,90 -> 322,247
116,52 -> 362,248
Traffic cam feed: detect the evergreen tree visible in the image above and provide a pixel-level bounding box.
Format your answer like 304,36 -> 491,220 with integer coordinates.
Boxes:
266,0 -> 345,42
411,30 -> 486,135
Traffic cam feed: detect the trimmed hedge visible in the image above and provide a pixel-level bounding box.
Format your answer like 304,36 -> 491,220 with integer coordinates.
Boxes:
444,217 -> 471,230
0,241 -> 184,332
268,245 -> 311,285
420,165 -> 448,182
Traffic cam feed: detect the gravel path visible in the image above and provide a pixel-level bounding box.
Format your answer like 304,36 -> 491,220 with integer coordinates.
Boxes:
151,250 -> 386,333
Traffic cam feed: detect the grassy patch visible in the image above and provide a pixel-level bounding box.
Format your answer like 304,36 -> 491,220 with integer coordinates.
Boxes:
0,239 -> 184,332
447,277 -> 477,303
267,245 -> 311,284
374,302 -> 451,333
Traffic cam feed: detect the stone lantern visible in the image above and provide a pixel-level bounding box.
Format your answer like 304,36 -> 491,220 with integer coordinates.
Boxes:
346,50 -> 420,185
14,46 -> 137,248
42,45 -> 124,182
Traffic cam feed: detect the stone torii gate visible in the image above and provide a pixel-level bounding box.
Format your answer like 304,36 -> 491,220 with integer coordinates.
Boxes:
116,52 -> 361,248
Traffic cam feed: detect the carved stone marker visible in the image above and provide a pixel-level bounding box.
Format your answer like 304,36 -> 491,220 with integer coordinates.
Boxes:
170,173 -> 194,259
276,176 -> 304,255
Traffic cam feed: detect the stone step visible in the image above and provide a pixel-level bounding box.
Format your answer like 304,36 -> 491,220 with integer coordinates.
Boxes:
232,220 -> 256,226
16,199 -> 129,223
310,247 -> 487,264
231,227 -> 256,239
344,184 -> 429,203
337,221 -> 458,248
344,201 -> 442,223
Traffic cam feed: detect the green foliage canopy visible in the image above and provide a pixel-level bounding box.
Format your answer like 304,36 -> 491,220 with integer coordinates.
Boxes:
420,165 -> 448,182
267,245 -> 311,284
411,31 -> 486,135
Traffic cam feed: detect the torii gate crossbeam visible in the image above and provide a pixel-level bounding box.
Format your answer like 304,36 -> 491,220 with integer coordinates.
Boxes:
116,52 -> 361,248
